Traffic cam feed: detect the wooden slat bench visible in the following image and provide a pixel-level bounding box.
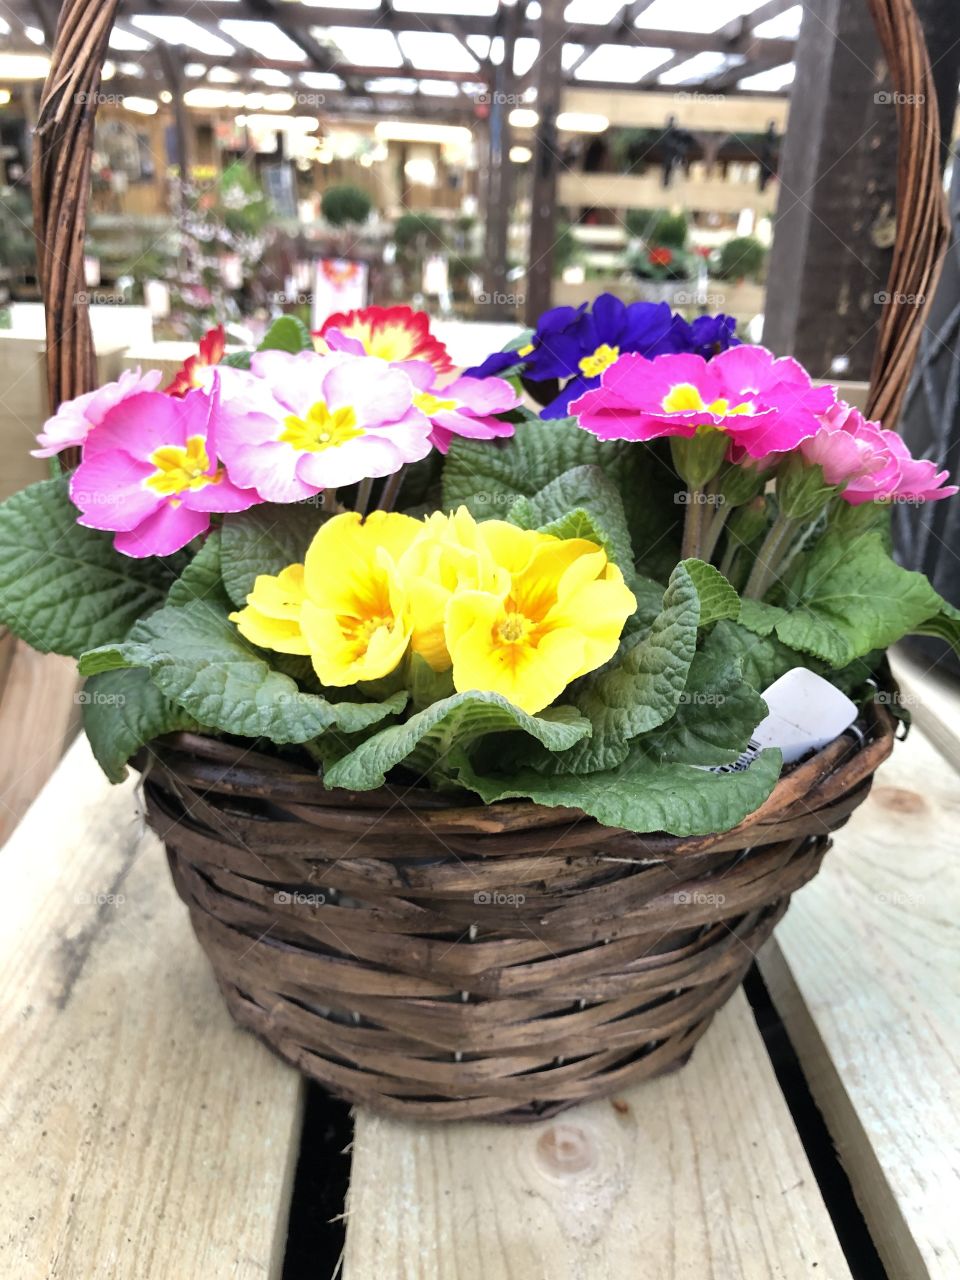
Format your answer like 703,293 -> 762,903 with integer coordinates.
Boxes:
1,658 -> 957,1279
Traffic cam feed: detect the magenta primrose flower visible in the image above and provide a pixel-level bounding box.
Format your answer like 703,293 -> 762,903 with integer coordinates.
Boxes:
70,381 -> 260,558
214,349 -> 434,503
571,345 -> 835,458
803,403 -> 957,505
33,367 -> 163,458
398,361 -> 519,453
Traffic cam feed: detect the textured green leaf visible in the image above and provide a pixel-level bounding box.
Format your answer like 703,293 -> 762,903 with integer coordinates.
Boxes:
0,477 -> 178,657
458,746 -> 783,837
738,597 -> 785,637
553,561 -> 701,773
442,419 -> 681,576
680,558 -> 740,627
638,636 -> 767,767
324,692 -> 591,791
777,530 -> 946,667
82,668 -> 198,784
509,465 -> 636,580
258,315 -> 312,354
78,597 -> 406,742
708,619 -> 806,693
167,533 -> 231,609
913,596 -> 960,651
220,503 -> 326,607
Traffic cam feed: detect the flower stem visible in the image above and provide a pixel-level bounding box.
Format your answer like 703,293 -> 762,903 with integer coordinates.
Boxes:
743,510 -> 796,599
355,476 -> 374,516
680,492 -> 706,560
379,468 -> 405,512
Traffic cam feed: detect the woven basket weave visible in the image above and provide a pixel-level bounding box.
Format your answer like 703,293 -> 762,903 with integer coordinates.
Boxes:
138,701 -> 895,1121
34,1 -> 945,1119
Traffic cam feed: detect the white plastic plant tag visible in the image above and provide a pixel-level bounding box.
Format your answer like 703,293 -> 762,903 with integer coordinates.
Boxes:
705,667 -> 859,774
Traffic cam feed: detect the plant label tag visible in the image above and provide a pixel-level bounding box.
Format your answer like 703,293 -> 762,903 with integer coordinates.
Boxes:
705,668 -> 859,774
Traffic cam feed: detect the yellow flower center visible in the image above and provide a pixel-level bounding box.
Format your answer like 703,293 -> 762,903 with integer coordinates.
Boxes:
578,343 -> 620,378
661,383 -> 756,419
145,435 -> 221,496
339,610 -> 393,658
413,390 -> 458,416
280,401 -> 365,452
517,342 -> 535,358
497,610 -> 535,646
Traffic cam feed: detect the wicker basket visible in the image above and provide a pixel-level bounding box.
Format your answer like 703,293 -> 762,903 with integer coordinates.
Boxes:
34,0 -> 947,1120
135,704 -> 896,1121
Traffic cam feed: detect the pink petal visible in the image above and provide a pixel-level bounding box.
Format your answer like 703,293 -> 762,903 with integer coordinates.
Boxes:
113,504 -> 210,558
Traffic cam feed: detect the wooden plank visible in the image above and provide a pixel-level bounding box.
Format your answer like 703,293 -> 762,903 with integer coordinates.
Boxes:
759,723 -> 960,1280
0,643 -> 80,847
890,647 -> 960,773
343,988 -> 853,1280
0,737 -> 305,1279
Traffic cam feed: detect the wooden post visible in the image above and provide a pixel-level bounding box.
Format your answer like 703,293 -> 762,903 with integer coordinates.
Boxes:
763,0 -> 960,381
524,0 -> 565,326
482,3 -> 520,318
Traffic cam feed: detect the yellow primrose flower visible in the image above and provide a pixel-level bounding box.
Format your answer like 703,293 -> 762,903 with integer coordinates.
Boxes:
396,507 -> 509,671
230,564 -> 310,655
445,522 -> 637,714
300,509 -> 422,686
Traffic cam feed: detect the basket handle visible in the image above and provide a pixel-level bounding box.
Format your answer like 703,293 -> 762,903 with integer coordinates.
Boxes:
863,0 -> 950,427
32,0 -> 948,431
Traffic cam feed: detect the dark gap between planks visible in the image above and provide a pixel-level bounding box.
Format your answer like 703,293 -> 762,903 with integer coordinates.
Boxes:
283,1085 -> 352,1279
744,964 -> 890,1280
282,966 -> 891,1278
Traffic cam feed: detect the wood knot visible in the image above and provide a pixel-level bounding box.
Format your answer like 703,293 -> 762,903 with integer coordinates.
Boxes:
873,785 -> 926,815
534,1122 -> 598,1175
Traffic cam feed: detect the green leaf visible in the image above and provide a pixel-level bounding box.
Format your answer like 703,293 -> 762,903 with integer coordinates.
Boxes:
82,668 -> 198,784
680,558 -> 740,626
913,596 -> 960,651
167,533 -> 231,609
738,597 -> 785,637
220,502 -> 325,607
708,619 -> 808,693
324,691 -> 591,791
442,418 -> 681,577
777,530 -> 947,667
78,597 -> 406,742
221,350 -> 252,370
0,477 -> 178,658
509,465 -> 636,580
458,746 -> 783,837
554,561 -> 701,773
638,635 -> 767,767
258,315 -> 312,354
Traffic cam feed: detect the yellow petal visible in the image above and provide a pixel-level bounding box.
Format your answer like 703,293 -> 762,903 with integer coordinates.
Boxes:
230,604 -> 311,655
301,600 -> 410,686
245,564 -> 306,621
